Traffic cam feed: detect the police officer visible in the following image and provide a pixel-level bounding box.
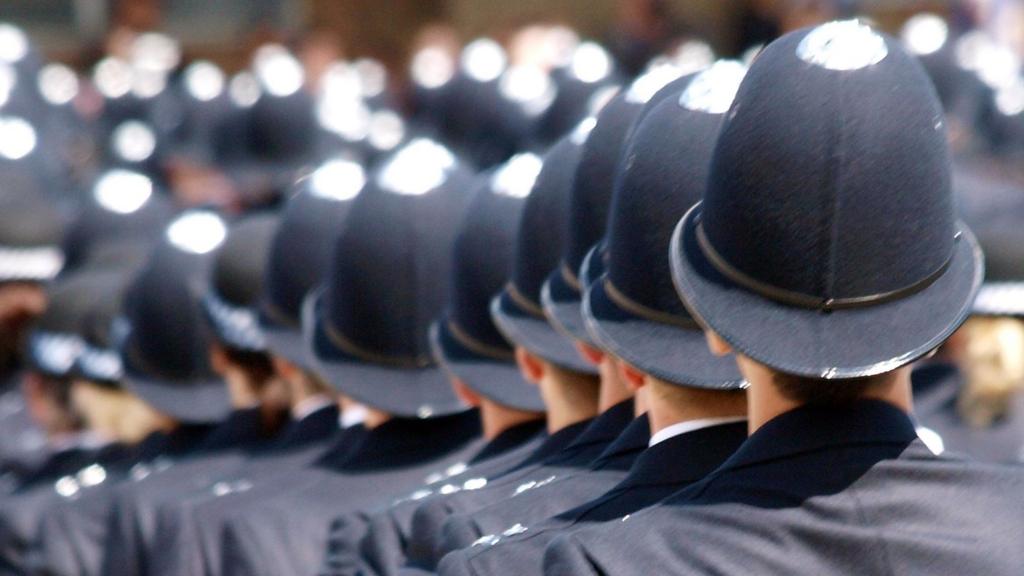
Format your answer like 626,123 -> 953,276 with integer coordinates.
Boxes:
403,128 -> 608,571
31,266 -> 176,576
319,154 -> 550,576
544,21 -> 1024,575
437,60 -> 752,576
68,208 -> 261,576
142,159 -> 373,576
100,212 -> 296,576
0,269 -> 140,574
422,66 -> 701,566
216,139 -> 487,576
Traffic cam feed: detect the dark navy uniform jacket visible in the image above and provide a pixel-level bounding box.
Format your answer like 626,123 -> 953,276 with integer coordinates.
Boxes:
432,414 -> 653,565
404,399 -> 635,571
217,410 -> 485,576
912,361 -> 1024,463
543,401 -> 1024,576
437,420 -> 748,576
317,419 -> 546,576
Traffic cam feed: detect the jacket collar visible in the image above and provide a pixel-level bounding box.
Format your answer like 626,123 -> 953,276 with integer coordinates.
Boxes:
159,423 -> 216,458
565,398 -> 635,451
715,400 -> 918,474
309,425 -> 366,467
194,407 -> 268,453
591,414 -> 651,470
514,417 -> 592,468
542,399 -> 635,467
618,421 -> 748,488
23,448 -> 95,487
470,418 -> 546,464
263,403 -> 340,452
332,409 -> 482,471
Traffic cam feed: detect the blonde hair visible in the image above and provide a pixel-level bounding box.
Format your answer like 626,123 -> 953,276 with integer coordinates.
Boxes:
70,380 -> 173,444
958,317 -> 1024,427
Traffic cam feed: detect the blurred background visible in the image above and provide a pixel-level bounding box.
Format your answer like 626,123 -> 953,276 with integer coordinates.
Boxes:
11,1 -> 1012,74
0,0 -> 1020,215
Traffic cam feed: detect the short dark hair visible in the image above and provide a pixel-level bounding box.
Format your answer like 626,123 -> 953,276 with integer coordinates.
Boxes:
37,374 -> 84,431
222,347 -> 276,390
771,371 -> 896,406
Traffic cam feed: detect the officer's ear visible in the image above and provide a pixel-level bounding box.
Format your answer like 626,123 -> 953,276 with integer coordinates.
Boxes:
21,371 -> 51,425
209,343 -> 230,376
271,356 -> 301,381
515,347 -> 546,385
450,377 -> 483,408
574,341 -> 605,367
705,331 -> 733,357
0,283 -> 46,325
618,362 -> 647,392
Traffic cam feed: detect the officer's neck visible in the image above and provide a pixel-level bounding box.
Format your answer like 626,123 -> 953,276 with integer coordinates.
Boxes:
598,355 -> 633,412
644,378 -> 746,438
478,398 -> 543,440
744,364 -> 913,434
361,406 -> 393,429
541,372 -> 599,435
285,367 -> 334,412
223,367 -> 261,409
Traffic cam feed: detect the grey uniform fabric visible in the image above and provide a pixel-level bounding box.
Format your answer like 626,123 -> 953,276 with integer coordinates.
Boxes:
148,420 -> 364,576
217,410 -> 484,576
912,361 -> 1024,463
96,408 -> 277,576
437,421 -> 748,576
405,399 -> 634,571
29,423 -> 215,576
340,411 -> 590,576
0,442 -> 130,575
26,423 -> 215,576
434,414 -> 651,561
542,401 -> 1024,576
0,378 -> 47,486
99,405 -> 335,576
318,420 -> 546,576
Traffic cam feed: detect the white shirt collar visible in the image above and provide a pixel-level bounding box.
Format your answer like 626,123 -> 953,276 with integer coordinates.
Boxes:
291,394 -> 333,421
648,417 -> 747,447
340,404 -> 368,429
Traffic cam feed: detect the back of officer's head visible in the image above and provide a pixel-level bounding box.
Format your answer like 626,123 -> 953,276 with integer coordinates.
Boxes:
946,162 -> 1024,426
203,213 -> 279,398
70,268 -> 174,443
670,22 -> 981,409
583,62 -> 748,413
22,271 -> 115,436
489,133 -> 601,406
